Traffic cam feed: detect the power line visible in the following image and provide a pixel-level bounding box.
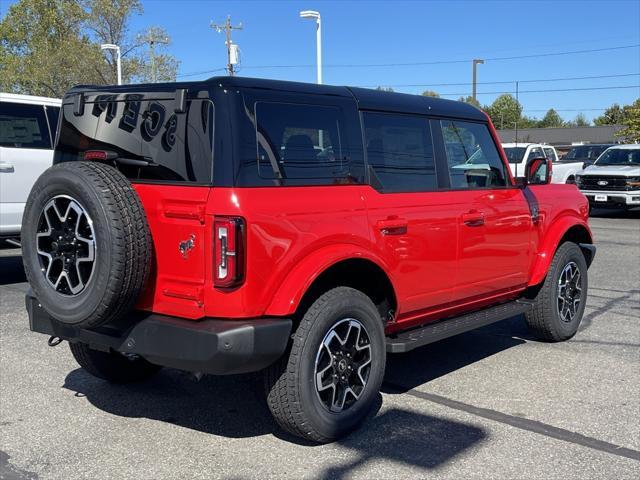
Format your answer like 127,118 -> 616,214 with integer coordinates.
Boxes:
362,72 -> 640,88
177,68 -> 226,79
176,44 -> 640,78
435,84 -> 640,97
239,44 -> 640,70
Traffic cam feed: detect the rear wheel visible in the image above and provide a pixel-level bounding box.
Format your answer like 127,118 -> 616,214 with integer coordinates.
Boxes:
69,342 -> 161,383
525,242 -> 588,341
265,287 -> 385,443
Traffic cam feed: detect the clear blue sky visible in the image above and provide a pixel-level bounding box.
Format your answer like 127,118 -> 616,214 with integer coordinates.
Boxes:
3,0 -> 640,122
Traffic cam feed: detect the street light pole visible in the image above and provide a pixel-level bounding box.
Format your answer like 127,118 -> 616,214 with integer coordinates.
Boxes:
472,59 -> 484,102
100,44 -> 121,85
300,10 -> 322,85
300,10 -> 323,147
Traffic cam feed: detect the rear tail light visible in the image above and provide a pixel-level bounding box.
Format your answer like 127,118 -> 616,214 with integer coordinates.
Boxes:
84,150 -> 117,161
214,216 -> 245,288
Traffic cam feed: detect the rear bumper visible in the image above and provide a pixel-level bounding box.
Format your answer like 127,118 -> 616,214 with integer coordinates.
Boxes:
26,292 -> 292,375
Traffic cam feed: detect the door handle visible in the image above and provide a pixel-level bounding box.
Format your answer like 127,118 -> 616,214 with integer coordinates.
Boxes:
462,211 -> 485,227
0,162 -> 15,173
377,218 -> 408,235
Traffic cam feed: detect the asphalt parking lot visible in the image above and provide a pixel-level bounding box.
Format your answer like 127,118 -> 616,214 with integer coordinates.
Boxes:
1,209 -> 639,480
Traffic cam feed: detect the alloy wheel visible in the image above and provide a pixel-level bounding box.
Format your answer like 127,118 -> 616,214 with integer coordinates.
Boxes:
36,195 -> 96,296
314,318 -> 372,413
557,261 -> 582,323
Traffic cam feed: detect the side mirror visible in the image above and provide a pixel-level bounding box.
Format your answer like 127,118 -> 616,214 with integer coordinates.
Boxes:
523,156 -> 552,186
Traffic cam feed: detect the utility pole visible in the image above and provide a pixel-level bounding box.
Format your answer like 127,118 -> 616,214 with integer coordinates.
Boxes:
211,15 -> 243,76
138,30 -> 169,83
472,59 -> 484,102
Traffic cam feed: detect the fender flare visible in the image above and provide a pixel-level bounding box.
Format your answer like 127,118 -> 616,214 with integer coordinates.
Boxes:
264,244 -> 394,317
529,216 -> 593,286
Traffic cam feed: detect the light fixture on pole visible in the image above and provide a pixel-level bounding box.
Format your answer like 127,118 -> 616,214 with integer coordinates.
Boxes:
299,10 -> 322,85
101,43 -> 122,85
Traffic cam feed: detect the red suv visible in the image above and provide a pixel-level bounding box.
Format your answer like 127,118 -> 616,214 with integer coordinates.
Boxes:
22,77 -> 595,443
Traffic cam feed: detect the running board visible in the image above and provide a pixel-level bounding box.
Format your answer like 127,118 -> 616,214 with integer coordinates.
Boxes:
386,300 -> 533,353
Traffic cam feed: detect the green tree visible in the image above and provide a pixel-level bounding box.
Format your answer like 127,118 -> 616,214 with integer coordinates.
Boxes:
375,86 -> 394,92
421,90 -> 440,98
0,0 -> 179,97
565,113 -> 590,127
616,98 -> 640,142
457,95 -> 481,108
593,104 -> 625,125
518,116 -> 539,129
0,0 -> 102,96
538,109 -> 564,128
484,94 -> 523,130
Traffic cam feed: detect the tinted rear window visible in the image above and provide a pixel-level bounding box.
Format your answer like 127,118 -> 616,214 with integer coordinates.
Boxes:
0,102 -> 51,149
55,95 -> 214,183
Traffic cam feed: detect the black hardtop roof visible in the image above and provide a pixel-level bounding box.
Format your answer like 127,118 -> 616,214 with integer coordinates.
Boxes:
68,76 -> 486,121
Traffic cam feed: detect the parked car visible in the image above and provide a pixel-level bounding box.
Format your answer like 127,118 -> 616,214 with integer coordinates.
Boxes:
562,144 -> 615,167
552,144 -> 616,185
501,142 -> 563,181
23,78 -> 594,443
576,144 -> 640,210
0,93 -> 61,242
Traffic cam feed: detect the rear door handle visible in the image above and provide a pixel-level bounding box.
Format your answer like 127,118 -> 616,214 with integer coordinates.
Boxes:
377,218 -> 408,235
0,162 -> 15,173
462,211 -> 485,227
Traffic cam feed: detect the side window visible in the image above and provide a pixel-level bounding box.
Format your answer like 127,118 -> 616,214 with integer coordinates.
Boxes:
255,102 -> 348,182
440,120 -> 507,189
363,112 -> 436,193
0,102 -> 51,149
45,106 -> 61,145
527,147 -> 544,161
543,147 -> 556,162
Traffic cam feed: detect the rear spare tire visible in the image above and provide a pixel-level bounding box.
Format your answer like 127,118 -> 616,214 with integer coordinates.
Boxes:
21,162 -> 152,329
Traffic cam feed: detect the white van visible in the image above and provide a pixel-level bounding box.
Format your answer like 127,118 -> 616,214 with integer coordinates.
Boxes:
0,93 -> 61,241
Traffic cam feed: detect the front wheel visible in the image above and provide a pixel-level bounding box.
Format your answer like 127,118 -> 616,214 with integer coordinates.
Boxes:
525,242 -> 588,341
265,287 -> 386,443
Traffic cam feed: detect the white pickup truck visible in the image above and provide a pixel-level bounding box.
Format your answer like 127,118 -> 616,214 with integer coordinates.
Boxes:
576,144 -> 640,210
0,93 -> 61,242
502,142 -> 584,184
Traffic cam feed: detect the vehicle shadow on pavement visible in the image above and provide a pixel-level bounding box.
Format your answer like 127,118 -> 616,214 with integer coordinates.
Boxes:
382,315 -> 528,394
0,250 -> 27,285
324,408 -> 486,478
63,368 -> 486,474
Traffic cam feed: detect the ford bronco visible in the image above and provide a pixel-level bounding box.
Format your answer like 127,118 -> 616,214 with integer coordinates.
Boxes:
22,77 -> 595,443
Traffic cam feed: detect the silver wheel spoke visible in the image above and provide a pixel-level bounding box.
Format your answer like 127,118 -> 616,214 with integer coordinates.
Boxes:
314,318 -> 372,413
35,195 -> 96,297
556,261 -> 583,323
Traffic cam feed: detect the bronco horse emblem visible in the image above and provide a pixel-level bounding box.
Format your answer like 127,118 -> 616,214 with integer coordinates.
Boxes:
179,234 -> 196,259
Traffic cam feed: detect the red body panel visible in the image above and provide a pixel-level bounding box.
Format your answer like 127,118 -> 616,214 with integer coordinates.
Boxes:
131,178 -> 590,333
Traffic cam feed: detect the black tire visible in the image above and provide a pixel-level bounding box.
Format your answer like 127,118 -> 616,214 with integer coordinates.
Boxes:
264,287 -> 386,443
69,342 -> 161,383
21,162 -> 151,328
525,242 -> 588,341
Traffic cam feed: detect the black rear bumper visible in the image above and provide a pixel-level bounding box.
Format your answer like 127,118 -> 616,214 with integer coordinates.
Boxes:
26,293 -> 292,375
